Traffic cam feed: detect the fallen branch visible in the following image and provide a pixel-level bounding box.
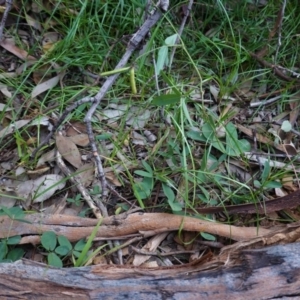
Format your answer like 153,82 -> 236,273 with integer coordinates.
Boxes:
0,212 -> 270,245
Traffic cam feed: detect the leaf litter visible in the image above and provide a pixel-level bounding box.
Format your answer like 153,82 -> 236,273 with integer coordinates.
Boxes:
0,0 -> 300,271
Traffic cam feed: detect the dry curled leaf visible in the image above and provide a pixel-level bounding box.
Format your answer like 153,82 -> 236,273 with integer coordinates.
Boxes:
56,133 -> 82,168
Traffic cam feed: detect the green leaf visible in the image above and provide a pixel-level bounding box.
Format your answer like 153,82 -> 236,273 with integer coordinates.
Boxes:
165,34 -> 178,46
55,245 -> 70,256
162,183 -> 175,201
186,130 -> 206,142
236,139 -> 251,154
225,123 -> 251,156
6,235 -> 21,245
201,232 -> 216,241
160,71 -> 181,95
96,133 -> 113,141
75,218 -> 103,267
198,186 -> 210,202
72,250 -> 81,258
162,183 -> 182,212
261,160 -> 270,182
57,235 -> 72,251
41,231 -> 57,251
264,181 -> 282,189
156,45 -> 168,74
134,170 -> 153,178
132,183 -> 145,208
202,123 -> 226,153
48,252 -> 63,268
7,248 -> 25,261
141,161 -> 153,174
152,94 -> 181,106
74,239 -> 87,251
0,206 -> 24,219
133,177 -> 153,200
254,180 -> 261,188
0,242 -> 8,261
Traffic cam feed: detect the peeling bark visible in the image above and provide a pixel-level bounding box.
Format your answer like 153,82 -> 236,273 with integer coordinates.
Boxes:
1,242 -> 300,299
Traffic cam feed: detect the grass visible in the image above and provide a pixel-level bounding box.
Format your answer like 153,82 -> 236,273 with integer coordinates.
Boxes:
1,0 -> 300,265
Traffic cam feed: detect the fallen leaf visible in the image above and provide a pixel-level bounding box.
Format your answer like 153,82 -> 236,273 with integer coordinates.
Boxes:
0,120 -> 31,139
68,134 -> 90,147
16,174 -> 66,203
76,163 -> 94,187
56,133 -> 82,168
133,232 -> 168,266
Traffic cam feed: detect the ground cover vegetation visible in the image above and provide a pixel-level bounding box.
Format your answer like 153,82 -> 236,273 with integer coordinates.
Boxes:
0,0 -> 300,268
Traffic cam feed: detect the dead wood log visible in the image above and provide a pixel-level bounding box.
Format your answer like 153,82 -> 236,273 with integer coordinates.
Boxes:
1,242 -> 300,299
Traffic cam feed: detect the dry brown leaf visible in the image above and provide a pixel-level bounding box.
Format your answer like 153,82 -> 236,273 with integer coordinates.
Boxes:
133,232 -> 168,266
31,73 -> 63,99
68,134 -> 90,147
25,13 -> 42,31
105,171 -> 122,186
282,175 -> 297,191
76,162 -> 94,187
66,121 -> 87,136
36,149 -> 56,167
56,133 -> 82,168
236,123 -> 288,153
0,39 -> 36,61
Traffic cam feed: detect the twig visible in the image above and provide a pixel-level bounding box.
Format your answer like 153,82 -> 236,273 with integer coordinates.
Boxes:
250,52 -> 299,82
249,95 -> 282,107
168,0 -> 193,69
31,96 -> 95,158
0,0 -> 12,41
129,245 -> 197,257
55,144 -> 104,219
274,0 -> 287,64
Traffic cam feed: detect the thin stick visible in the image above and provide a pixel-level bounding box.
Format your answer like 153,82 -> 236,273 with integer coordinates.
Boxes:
168,0 -> 194,69
55,145 -> 104,219
274,0 -> 287,64
0,0 -> 12,41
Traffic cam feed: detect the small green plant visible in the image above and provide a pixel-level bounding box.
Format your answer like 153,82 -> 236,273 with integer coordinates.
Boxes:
40,231 -> 87,268
253,160 -> 282,191
0,235 -> 25,263
0,206 -> 29,222
67,193 -> 83,206
40,218 -> 105,268
0,206 -> 30,263
187,121 -> 251,157
133,161 -> 183,211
